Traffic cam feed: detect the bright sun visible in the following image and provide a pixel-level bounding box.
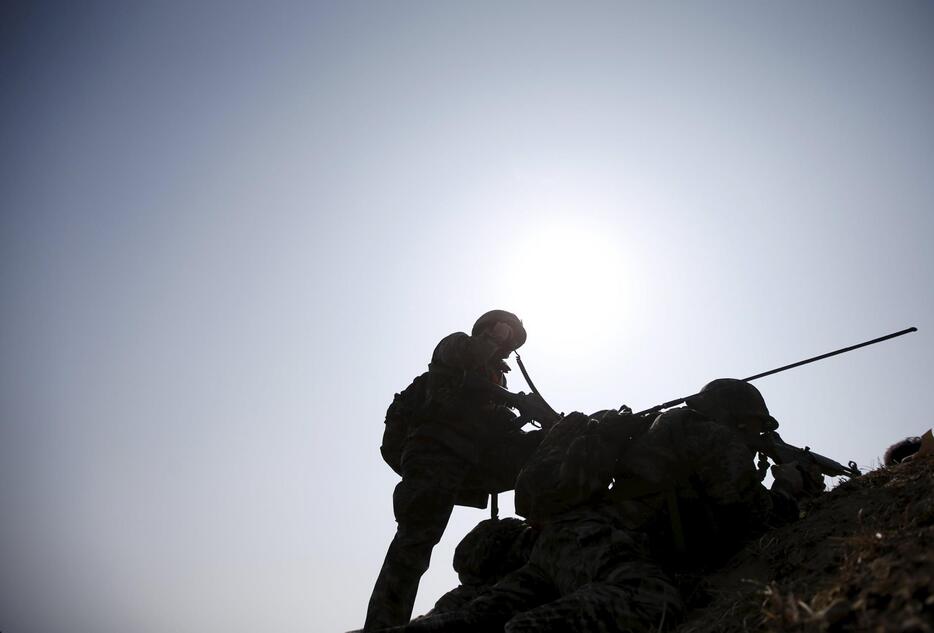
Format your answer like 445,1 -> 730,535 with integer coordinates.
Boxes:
503,223 -> 628,352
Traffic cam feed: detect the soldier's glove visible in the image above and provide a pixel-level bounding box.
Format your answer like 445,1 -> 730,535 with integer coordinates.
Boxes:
770,463 -> 804,498
770,460 -> 825,500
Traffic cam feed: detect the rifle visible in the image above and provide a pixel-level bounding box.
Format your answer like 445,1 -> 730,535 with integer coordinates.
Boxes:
731,426 -> 861,478
495,387 -> 561,430
768,431 -> 861,478
632,327 -> 918,478
458,368 -> 561,430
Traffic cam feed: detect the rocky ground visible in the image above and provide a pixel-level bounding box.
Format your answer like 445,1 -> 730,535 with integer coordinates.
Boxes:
673,455 -> 934,633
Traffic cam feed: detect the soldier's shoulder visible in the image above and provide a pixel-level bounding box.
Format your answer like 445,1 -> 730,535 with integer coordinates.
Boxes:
647,407 -> 721,438
431,331 -> 469,355
651,406 -> 697,426
434,331 -> 470,348
437,331 -> 470,344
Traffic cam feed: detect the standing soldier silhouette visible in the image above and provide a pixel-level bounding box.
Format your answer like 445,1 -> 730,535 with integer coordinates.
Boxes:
364,310 -> 542,630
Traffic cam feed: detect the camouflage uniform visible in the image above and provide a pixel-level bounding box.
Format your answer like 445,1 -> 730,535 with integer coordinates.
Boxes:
365,332 -> 541,630
428,517 -> 536,615
498,413 -> 681,633
391,413 -> 683,633
390,406 -> 779,633
610,407 -> 774,567
467,504 -> 683,633
376,381 -> 822,633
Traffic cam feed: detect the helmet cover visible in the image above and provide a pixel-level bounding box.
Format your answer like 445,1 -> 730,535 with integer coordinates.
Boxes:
686,378 -> 778,431
472,309 -> 527,349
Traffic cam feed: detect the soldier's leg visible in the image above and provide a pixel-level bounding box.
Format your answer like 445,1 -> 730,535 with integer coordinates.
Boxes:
464,562 -> 557,629
387,564 -> 555,633
505,521 -> 682,633
364,447 -> 471,629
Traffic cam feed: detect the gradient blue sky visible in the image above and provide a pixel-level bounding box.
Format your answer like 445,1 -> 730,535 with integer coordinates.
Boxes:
1,2 -> 932,632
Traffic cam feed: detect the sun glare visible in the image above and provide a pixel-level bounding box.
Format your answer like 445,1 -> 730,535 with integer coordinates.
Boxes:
504,223 -> 628,353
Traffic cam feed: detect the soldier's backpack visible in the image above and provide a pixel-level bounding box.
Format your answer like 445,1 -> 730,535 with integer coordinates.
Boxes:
380,372 -> 430,475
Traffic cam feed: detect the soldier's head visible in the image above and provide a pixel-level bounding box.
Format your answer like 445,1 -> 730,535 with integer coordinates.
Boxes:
472,309 -> 527,353
884,436 -> 922,466
685,378 -> 779,433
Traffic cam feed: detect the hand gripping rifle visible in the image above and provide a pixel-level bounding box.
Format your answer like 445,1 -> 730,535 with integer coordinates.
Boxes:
632,327 -> 918,478
459,354 -> 562,431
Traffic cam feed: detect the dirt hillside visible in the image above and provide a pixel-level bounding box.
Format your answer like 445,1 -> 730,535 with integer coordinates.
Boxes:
674,456 -> 934,633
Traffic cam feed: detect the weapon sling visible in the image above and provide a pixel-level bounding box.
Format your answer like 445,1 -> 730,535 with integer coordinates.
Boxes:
514,353 -> 561,421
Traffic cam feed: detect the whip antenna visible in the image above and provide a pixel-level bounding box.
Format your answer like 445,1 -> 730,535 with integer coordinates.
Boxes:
634,326 -> 918,417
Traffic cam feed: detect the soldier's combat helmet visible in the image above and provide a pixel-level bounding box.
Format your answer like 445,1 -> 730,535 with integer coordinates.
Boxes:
685,378 -> 779,432
452,517 -> 534,585
472,309 -> 527,350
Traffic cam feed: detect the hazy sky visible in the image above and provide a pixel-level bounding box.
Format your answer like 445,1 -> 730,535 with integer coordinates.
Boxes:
1,2 -> 932,632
